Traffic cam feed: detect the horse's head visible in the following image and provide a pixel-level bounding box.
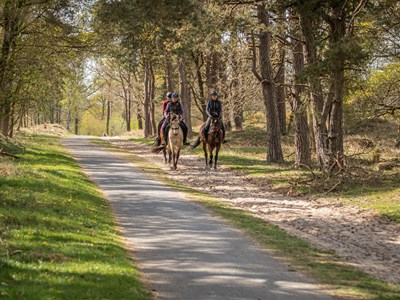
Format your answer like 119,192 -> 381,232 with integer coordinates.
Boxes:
210,116 -> 221,133
169,113 -> 180,135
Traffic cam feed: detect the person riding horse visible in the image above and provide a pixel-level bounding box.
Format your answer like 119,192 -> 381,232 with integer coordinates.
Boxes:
201,91 -> 226,143
155,92 -> 173,145
162,93 -> 189,146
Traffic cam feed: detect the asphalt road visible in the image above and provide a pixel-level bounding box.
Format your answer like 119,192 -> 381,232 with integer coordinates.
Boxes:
62,137 -> 333,300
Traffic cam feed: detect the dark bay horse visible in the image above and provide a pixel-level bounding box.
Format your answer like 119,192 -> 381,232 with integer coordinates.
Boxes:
191,116 -> 223,169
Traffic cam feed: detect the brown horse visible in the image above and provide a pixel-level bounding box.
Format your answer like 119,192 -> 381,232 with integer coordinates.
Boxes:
152,113 -> 183,170
191,116 -> 223,169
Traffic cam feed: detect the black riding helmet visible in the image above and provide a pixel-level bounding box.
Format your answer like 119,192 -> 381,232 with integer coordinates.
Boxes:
166,92 -> 173,98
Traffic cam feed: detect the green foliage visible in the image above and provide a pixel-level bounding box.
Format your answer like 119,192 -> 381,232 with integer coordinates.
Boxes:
0,134 -> 150,299
349,62 -> 400,120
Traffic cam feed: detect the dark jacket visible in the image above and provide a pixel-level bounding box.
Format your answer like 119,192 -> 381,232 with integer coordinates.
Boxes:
206,99 -> 222,118
164,102 -> 184,119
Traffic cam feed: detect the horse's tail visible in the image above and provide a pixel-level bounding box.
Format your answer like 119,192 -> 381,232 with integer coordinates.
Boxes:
190,137 -> 201,150
151,145 -> 166,154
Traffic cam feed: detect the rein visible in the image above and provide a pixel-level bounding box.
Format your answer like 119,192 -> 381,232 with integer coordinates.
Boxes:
171,123 -> 180,136
209,118 -> 222,146
169,113 -> 180,136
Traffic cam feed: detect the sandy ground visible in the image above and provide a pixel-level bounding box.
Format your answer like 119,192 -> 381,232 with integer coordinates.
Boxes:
107,138 -> 400,285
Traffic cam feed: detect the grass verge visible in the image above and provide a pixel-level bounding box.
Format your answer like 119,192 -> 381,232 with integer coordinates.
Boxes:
0,134 -> 151,299
183,128 -> 400,222
94,138 -> 400,300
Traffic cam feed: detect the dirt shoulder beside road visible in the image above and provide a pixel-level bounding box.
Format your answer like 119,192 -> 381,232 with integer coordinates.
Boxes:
107,138 -> 400,285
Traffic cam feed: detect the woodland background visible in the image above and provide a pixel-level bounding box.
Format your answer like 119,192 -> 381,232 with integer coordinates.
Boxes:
0,0 -> 399,173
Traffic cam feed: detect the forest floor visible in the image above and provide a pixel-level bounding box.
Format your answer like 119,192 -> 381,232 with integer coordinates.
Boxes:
105,137 -> 400,285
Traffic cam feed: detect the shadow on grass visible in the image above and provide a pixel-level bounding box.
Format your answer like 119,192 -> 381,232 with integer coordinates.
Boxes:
0,135 -> 151,300
0,263 -> 150,299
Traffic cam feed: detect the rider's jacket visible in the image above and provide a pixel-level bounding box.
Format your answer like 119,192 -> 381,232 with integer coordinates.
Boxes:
206,99 -> 222,118
162,99 -> 171,113
164,102 -> 184,119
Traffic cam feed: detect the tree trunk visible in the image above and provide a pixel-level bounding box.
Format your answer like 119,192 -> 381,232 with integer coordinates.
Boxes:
128,88 -> 132,131
166,53 -> 175,92
106,100 -> 111,136
299,12 -> 330,171
276,46 -> 286,135
179,58 -> 193,138
149,62 -> 156,135
66,109 -> 71,131
74,117 -> 79,135
143,60 -> 151,137
292,37 -> 311,166
126,74 -> 132,132
0,1 -> 20,136
230,50 -> 243,130
256,4 -> 284,163
101,98 -> 106,121
327,10 -> 346,167
192,51 -> 207,121
137,108 -> 143,130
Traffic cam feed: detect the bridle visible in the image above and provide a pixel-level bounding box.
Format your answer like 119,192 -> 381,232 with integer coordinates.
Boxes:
169,113 -> 180,136
209,117 -> 222,143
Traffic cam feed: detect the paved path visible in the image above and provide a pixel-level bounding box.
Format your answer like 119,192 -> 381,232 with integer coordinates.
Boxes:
62,137 -> 333,300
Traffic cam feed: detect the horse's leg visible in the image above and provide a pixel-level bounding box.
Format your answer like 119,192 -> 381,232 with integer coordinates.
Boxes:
202,142 -> 208,167
172,146 -> 177,170
175,147 -> 180,170
209,146 -> 214,167
171,149 -> 175,170
168,148 -> 172,165
214,145 -> 220,169
163,147 -> 167,164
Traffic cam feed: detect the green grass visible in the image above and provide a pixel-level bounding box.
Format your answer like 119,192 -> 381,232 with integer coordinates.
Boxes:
95,137 -> 400,300
0,134 -> 151,299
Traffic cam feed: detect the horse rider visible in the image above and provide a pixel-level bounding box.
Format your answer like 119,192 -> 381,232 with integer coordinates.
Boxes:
201,91 -> 226,143
162,93 -> 190,145
155,92 -> 173,144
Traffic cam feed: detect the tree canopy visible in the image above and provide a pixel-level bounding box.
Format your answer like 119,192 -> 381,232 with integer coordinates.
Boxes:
1,0 -> 399,171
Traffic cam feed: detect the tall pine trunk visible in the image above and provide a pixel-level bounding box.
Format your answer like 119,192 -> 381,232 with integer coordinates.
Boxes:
276,10 -> 287,136
256,4 -> 284,163
144,60 -> 151,137
292,35 -> 311,166
0,0 -> 20,136
179,58 -> 193,138
299,12 -> 330,171
165,53 -> 175,92
327,8 -> 346,167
